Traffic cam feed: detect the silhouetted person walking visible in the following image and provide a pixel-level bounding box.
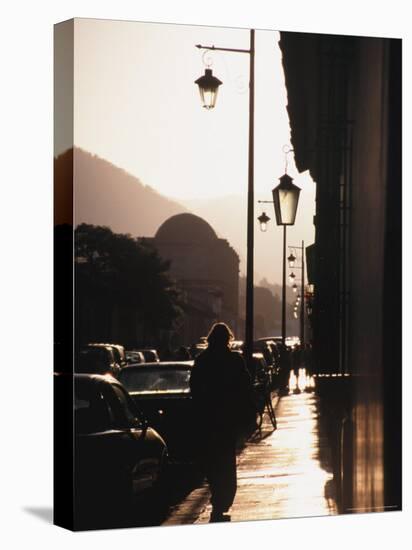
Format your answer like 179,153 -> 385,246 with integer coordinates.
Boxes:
190,322 -> 254,522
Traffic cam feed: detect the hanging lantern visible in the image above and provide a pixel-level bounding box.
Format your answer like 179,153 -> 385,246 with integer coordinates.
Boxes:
195,68 -> 223,110
272,174 -> 301,225
257,212 -> 270,232
288,253 -> 296,268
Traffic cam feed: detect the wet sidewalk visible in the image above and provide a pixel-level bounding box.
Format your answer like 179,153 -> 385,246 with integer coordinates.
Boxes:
164,372 -> 337,525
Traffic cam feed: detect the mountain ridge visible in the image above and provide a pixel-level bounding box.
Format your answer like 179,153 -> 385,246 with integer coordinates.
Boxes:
55,147 -> 189,238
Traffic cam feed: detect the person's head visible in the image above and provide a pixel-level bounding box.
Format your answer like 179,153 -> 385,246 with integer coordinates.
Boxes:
206,322 -> 234,349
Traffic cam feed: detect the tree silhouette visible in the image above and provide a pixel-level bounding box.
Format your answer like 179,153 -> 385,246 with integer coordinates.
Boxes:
74,223 -> 182,346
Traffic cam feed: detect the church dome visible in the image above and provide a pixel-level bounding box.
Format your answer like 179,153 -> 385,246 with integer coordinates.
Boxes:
155,213 -> 217,243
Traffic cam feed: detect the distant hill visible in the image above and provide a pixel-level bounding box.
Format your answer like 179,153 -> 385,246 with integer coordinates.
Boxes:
258,277 -> 297,304
54,148 -> 313,288
54,147 -> 188,237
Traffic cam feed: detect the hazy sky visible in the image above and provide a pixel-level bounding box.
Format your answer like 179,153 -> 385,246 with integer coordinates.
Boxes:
66,18 -> 316,285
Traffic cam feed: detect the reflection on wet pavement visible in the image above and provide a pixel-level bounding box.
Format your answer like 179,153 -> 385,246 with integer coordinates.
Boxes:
125,378 -> 337,528
168,371 -> 337,525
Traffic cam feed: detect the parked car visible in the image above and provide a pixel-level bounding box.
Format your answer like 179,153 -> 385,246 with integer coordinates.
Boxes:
125,350 -> 146,365
77,344 -> 121,378
173,346 -> 192,361
229,340 -> 276,386
286,336 -> 300,348
134,349 -> 160,363
109,343 -> 127,367
119,362 -> 195,459
55,373 -> 168,529
249,352 -> 272,387
89,342 -> 127,367
260,335 -> 299,349
230,340 -> 244,352
253,340 -> 275,368
188,343 -> 207,358
258,337 -> 293,392
259,336 -> 283,346
257,337 -> 288,364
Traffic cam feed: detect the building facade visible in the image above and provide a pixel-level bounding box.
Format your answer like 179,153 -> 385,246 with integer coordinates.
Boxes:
279,32 -> 401,514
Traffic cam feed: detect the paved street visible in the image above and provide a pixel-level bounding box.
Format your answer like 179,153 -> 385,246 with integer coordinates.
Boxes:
164,372 -> 337,525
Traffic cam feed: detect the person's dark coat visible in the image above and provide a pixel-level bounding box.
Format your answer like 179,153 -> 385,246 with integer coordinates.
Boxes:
189,345 -> 254,514
190,346 -> 254,438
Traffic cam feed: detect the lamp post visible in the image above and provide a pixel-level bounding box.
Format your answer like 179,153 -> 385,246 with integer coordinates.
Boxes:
258,172 -> 301,346
273,174 -> 301,346
194,31 -> 255,366
288,241 -> 306,345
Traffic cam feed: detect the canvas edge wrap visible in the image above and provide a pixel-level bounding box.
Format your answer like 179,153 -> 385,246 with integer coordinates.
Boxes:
54,18 -> 75,531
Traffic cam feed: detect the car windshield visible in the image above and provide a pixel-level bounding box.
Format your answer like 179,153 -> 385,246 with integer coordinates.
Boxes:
120,368 -> 191,393
126,352 -> 143,362
142,351 -> 157,361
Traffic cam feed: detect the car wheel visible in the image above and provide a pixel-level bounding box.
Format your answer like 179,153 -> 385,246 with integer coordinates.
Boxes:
151,449 -> 168,502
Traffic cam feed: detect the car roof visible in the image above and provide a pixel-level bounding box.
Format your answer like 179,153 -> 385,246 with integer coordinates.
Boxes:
120,361 -> 193,371
55,372 -> 120,384
56,374 -> 123,396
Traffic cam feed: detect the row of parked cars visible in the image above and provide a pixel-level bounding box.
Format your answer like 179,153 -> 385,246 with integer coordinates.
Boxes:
230,337 -> 284,388
77,342 -> 160,378
63,336 -> 294,527
65,342 -> 193,527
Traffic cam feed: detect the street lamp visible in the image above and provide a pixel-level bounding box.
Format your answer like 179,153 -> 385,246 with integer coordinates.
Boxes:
272,174 -> 301,226
272,172 -> 300,347
194,68 -> 222,110
257,165 -> 301,346
194,32 -> 255,366
288,241 -> 306,346
257,212 -> 270,233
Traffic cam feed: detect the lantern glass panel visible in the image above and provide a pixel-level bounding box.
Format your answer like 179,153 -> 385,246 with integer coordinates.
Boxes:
257,212 -> 270,233
276,188 -> 300,224
199,87 -> 219,109
272,174 -> 301,225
